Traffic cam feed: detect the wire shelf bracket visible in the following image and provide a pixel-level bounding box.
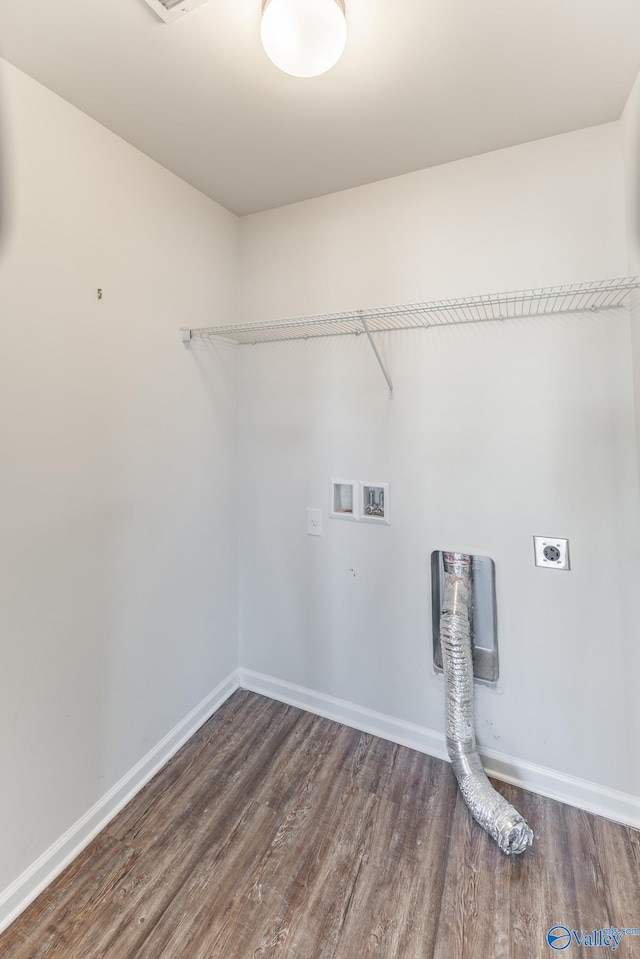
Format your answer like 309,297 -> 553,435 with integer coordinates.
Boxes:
358,311 -> 393,398
180,276 -> 640,396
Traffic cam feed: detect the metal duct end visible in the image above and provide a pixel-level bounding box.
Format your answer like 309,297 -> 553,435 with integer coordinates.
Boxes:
497,814 -> 534,855
443,552 -> 472,575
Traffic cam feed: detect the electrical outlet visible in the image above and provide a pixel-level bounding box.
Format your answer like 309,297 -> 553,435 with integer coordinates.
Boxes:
307,508 -> 322,536
534,536 -> 570,570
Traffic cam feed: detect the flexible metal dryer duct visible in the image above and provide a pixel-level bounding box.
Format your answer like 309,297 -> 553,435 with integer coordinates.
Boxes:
440,552 -> 533,855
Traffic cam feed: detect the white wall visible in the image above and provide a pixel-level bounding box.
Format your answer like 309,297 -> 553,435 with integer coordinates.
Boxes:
623,68 -> 640,458
0,59 -> 239,898
239,124 -> 626,319
624,69 -> 640,277
621,67 -> 640,791
237,124 -> 640,800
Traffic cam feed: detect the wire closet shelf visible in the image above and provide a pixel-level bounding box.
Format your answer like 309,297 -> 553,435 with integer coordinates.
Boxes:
181,276 -> 640,398
181,277 -> 640,345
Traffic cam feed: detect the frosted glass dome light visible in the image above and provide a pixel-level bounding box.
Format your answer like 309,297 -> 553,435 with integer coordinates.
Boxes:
261,0 -> 347,78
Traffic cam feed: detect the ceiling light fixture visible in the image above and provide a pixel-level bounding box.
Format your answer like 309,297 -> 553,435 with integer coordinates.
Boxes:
261,0 -> 347,78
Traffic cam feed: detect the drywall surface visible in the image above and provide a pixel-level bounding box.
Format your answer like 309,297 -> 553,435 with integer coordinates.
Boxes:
621,67 -> 640,772
623,68 -> 640,275
0,59 -> 239,895
622,68 -> 640,463
238,124 -> 627,320
237,123 -> 640,798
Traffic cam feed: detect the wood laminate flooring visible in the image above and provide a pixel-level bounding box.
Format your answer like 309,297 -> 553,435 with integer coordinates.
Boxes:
2,689 -> 639,958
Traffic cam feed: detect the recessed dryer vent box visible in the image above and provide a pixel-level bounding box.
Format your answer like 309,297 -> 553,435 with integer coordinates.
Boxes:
330,480 -> 358,520
431,551 -> 498,685
360,482 -> 390,524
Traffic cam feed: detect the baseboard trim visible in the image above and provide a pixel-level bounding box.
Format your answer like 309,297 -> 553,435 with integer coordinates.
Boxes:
238,667 -> 449,761
0,668 -> 240,935
239,668 -> 640,831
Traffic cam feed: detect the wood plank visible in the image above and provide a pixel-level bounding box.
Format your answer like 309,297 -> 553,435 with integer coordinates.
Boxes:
305,766 -> 456,959
190,723 -> 362,957
1,832 -> 138,959
134,800 -> 280,959
341,731 -> 402,800
563,804 -> 640,937
247,710 -> 352,812
52,795 -> 270,958
264,786 -> 399,959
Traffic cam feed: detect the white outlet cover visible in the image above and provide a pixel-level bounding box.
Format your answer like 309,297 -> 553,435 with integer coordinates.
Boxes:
534,536 -> 570,570
307,508 -> 322,536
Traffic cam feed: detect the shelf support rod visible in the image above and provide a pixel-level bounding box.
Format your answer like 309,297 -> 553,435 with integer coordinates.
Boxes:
359,311 -> 393,398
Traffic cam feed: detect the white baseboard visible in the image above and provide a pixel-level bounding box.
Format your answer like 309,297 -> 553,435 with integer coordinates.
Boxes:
480,747 -> 640,832
239,668 -> 640,831
238,668 -> 450,761
0,669 -> 240,935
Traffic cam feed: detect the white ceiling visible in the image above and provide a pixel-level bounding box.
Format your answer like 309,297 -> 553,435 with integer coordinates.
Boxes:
1,0 -> 640,215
